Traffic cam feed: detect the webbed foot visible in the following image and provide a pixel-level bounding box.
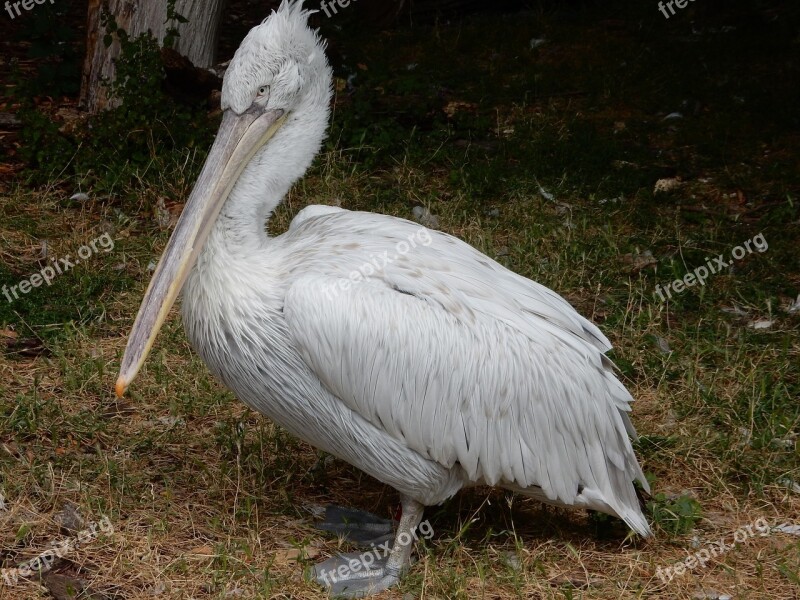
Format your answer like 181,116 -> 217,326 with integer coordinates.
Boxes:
313,549 -> 398,598
315,504 -> 395,546
312,496 -> 425,597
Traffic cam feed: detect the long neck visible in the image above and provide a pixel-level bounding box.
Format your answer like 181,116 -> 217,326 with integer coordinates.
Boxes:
208,80 -> 331,255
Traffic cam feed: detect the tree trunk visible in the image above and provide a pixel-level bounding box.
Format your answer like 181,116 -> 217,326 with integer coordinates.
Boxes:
80,0 -> 226,113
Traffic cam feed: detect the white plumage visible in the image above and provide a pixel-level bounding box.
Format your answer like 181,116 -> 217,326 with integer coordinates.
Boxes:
183,206 -> 650,535
117,1 -> 650,595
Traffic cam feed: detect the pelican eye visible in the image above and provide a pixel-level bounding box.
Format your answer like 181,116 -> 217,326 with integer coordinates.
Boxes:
256,85 -> 270,100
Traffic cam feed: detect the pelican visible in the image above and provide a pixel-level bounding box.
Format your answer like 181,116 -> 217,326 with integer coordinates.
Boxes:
116,1 -> 651,596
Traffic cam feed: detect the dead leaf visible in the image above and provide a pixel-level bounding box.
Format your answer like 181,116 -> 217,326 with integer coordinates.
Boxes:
4,337 -> 49,358
273,546 -> 321,566
443,100 -> 478,117
621,250 -> 657,273
654,177 -> 682,194
154,197 -> 182,229
41,571 -> 110,600
550,574 -> 601,588
188,545 -> 215,556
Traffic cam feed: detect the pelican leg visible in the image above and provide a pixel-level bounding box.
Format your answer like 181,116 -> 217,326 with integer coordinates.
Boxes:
312,496 -> 425,598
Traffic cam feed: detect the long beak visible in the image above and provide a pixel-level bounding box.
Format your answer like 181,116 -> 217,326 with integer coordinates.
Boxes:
115,107 -> 288,398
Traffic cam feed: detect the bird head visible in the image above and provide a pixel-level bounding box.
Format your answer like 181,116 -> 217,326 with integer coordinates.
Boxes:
222,1 -> 329,117
115,0 -> 329,398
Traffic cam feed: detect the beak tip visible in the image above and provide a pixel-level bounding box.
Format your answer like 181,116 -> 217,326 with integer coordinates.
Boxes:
115,377 -> 128,398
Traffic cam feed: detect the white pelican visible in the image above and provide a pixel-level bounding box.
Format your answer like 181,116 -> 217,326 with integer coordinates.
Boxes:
116,1 -> 651,596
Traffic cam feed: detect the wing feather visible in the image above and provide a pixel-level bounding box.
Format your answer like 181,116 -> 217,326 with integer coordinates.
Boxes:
282,209 -> 649,534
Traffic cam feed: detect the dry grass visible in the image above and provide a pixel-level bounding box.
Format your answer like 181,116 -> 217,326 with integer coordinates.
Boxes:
1,172 -> 798,598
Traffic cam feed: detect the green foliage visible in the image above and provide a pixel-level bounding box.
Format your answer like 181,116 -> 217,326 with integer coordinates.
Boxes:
648,493 -> 703,536
15,104 -> 76,172
15,1 -> 213,197
164,0 -> 190,50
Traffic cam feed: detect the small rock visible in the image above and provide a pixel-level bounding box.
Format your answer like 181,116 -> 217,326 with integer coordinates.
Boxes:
653,335 -> 671,354
778,478 -> 800,494
748,319 -> 774,330
149,582 -> 167,596
529,37 -> 546,49
411,206 -> 439,229
663,112 -> 684,120
500,551 -> 522,571
225,585 -> 246,597
720,305 -> 748,316
773,523 -> 800,536
692,591 -> 731,600
69,193 -> 90,202
737,427 -> 752,447
770,437 -> 795,450
160,416 -> 184,427
55,502 -> 85,535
